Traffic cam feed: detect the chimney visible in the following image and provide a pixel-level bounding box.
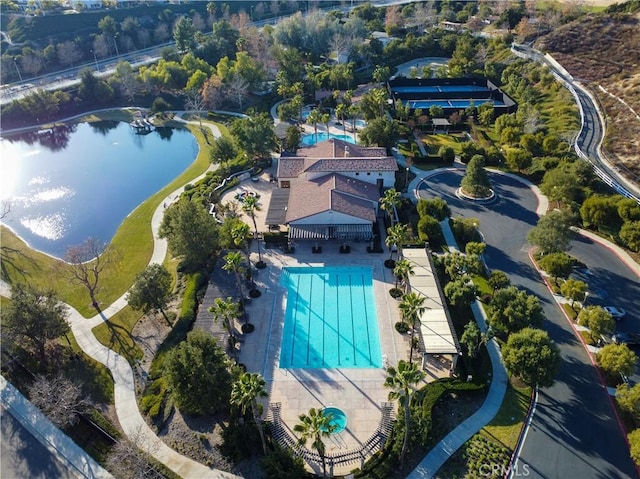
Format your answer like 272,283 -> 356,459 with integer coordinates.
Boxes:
345,145 -> 350,157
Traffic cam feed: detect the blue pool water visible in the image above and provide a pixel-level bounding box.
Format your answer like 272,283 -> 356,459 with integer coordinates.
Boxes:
301,132 -> 355,146
406,99 -> 504,109
323,407 -> 347,433
280,266 -> 382,369
392,85 -> 489,93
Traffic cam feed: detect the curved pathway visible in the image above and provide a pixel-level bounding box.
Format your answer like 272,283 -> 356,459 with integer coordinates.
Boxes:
1,117 -> 241,479
413,167 -> 637,478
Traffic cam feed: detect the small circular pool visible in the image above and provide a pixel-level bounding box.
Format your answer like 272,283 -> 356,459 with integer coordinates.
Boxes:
322,407 -> 347,434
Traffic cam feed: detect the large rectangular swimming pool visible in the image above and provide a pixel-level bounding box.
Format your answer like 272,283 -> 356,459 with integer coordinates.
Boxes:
279,266 -> 382,369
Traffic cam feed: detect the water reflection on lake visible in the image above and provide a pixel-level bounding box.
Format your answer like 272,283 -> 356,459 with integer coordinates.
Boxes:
0,121 -> 197,258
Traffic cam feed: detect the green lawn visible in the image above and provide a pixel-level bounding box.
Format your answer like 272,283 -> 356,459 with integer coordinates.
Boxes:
1,115 -> 216,318
420,133 -> 468,154
481,379 -> 532,449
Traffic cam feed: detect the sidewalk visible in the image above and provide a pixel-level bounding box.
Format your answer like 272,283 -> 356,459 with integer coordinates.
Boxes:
407,218 -> 508,478
1,376 -> 113,479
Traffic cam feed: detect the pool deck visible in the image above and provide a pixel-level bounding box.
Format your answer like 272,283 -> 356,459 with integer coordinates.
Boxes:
221,171 -> 451,476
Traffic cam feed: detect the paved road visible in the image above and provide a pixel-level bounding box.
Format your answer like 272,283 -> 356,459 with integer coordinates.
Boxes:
1,407 -> 79,479
417,170 -> 638,479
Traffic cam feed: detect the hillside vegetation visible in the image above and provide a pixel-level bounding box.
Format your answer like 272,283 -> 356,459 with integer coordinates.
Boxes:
535,5 -> 640,177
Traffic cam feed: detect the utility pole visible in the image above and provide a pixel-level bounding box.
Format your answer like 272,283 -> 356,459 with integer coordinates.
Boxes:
13,57 -> 23,82
90,49 -> 99,72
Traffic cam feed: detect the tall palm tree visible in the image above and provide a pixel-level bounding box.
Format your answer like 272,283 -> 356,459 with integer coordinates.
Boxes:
223,251 -> 245,301
380,188 -> 401,227
386,223 -> 409,263
294,407 -> 336,479
230,372 -> 269,455
241,195 -> 264,266
321,113 -> 331,136
307,108 -> 322,143
231,222 -> 253,282
399,292 -> 426,364
393,258 -> 414,293
384,360 -> 425,467
335,103 -> 347,136
209,296 -> 240,348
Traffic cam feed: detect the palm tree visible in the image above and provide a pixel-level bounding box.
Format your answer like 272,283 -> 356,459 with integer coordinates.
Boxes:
209,296 -> 240,349
223,251 -> 245,301
399,292 -> 426,364
241,195 -> 264,267
380,188 -> 401,227
385,223 -> 409,264
230,372 -> 269,455
231,222 -> 253,282
321,113 -> 331,136
393,258 -> 414,293
294,407 -> 336,478
384,360 -> 425,467
335,103 -> 347,136
307,108 -> 322,143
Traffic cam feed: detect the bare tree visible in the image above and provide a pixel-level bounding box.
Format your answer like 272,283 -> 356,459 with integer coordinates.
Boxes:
228,74 -> 249,110
201,75 -> 225,110
106,426 -> 162,479
56,41 -> 82,68
28,374 -> 90,429
63,238 -> 117,310
184,88 -> 205,128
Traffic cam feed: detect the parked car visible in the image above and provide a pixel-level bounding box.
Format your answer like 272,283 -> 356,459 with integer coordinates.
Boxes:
604,306 -> 626,320
612,332 -> 640,345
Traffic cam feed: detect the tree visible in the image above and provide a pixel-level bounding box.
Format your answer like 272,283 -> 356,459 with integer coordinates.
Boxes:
294,408 -> 336,479
399,292 -> 426,364
209,296 -> 240,345
444,277 -> 478,310
538,252 -> 575,284
159,200 -> 219,272
460,321 -> 482,358
359,116 -> 400,150
620,221 -> 640,252
442,251 -> 470,279
63,237 -> 117,310
488,270 -> 510,292
527,209 -> 576,254
505,147 -> 532,172
417,198 -> 451,221
578,306 -> 614,342
560,279 -> 587,310
393,258 -> 414,293
438,145 -> 455,163
231,372 -> 269,455
230,111 -> 278,161
106,427 -> 160,479
223,251 -> 246,301
306,108 -> 322,143
2,284 -> 69,364
618,199 -> 640,223
386,223 -> 409,263
241,195 -> 264,267
384,360 -> 425,466
261,446 -> 306,479
380,188 -> 401,227
209,135 -> 237,167
28,374 -> 89,428
173,16 -> 196,52
597,343 -> 637,381
616,383 -> 640,421
629,429 -> 640,467
164,330 -> 232,415
461,155 -> 492,198
127,264 -> 173,325
417,214 -> 443,246
489,286 -> 544,334
502,328 -> 560,387
580,195 -> 623,232
540,167 -> 582,208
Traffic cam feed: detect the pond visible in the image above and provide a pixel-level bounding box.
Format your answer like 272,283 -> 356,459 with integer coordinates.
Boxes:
0,121 -> 198,258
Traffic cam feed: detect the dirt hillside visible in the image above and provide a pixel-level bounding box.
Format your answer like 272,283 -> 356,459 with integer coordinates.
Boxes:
535,9 -> 640,178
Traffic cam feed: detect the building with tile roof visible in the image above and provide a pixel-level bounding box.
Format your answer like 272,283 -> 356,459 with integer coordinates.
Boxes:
266,139 -> 398,241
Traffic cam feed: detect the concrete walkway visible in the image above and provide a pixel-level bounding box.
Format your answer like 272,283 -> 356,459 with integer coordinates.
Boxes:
406,217 -> 509,478
0,376 -> 113,479
1,117 -> 240,479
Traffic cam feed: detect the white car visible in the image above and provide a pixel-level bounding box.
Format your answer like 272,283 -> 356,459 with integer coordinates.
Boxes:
604,306 -> 626,320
